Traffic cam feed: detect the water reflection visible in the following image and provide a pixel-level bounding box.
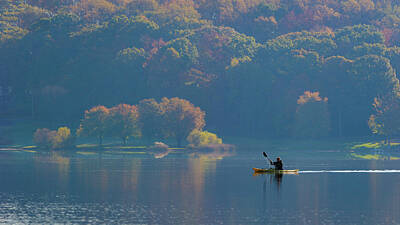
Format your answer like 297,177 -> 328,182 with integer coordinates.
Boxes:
1,147 -> 400,224
257,172 -> 285,193
273,173 -> 283,190
32,152 -> 71,191
147,147 -> 171,159
187,145 -> 235,160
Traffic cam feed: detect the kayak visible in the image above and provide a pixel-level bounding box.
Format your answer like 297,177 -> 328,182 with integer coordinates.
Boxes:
252,168 -> 299,174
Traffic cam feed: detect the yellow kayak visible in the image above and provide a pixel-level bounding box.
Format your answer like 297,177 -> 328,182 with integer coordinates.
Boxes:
252,168 -> 299,174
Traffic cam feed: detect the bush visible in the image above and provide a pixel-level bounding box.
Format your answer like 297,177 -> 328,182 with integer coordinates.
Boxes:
187,130 -> 222,147
53,127 -> 75,148
33,128 -> 57,149
33,127 -> 74,149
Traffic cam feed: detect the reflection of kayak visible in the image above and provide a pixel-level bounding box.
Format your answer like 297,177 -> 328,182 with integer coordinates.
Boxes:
252,168 -> 299,174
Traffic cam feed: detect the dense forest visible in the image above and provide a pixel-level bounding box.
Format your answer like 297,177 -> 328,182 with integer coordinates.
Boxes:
1,0 -> 400,139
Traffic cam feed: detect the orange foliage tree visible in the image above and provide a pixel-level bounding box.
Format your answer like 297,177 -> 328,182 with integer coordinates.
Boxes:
109,104 -> 141,145
161,97 -> 205,147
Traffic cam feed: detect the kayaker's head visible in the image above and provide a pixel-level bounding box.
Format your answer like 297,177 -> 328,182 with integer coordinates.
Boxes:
276,157 -> 281,162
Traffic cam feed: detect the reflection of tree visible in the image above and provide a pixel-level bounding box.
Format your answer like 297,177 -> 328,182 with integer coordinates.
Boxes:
51,152 -> 70,175
147,142 -> 171,158
178,145 -> 236,213
122,158 -> 141,193
148,143 -> 236,159
148,148 -> 171,159
33,152 -> 71,190
74,155 -> 143,200
188,144 -> 235,160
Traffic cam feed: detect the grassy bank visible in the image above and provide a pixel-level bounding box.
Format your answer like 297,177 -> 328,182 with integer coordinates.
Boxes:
2,118 -> 399,155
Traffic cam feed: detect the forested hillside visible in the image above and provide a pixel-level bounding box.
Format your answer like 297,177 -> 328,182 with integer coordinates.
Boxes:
1,0 -> 400,138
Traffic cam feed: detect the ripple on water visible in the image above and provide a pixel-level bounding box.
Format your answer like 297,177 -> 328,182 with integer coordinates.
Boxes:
1,192 -> 398,225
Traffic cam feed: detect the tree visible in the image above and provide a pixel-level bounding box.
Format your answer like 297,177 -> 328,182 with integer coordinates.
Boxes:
109,104 -> 140,144
187,130 -> 222,147
161,97 -> 205,147
33,126 -> 74,149
0,21 -> 27,44
320,56 -> 354,137
33,128 -> 56,149
293,91 -> 330,138
137,99 -> 164,144
368,96 -> 400,144
335,25 -> 385,58
52,127 -> 74,148
77,105 -> 110,145
352,55 -> 399,121
70,0 -> 117,23
124,0 -> 159,15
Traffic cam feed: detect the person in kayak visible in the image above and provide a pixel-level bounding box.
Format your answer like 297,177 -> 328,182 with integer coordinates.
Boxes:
269,157 -> 283,170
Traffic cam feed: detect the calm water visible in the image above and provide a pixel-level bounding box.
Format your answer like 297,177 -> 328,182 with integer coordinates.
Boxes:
0,145 -> 400,224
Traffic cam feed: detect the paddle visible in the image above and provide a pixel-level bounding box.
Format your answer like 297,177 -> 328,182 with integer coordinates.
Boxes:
263,152 -> 272,163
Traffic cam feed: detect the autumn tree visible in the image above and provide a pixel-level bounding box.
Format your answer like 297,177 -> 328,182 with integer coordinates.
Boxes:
33,128 -> 57,149
293,91 -> 330,138
77,106 -> 110,145
161,97 -> 205,147
52,127 -> 75,148
109,104 -> 140,145
33,127 -> 74,149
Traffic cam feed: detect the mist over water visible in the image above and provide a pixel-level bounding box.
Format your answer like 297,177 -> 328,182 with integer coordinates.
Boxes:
0,146 -> 400,224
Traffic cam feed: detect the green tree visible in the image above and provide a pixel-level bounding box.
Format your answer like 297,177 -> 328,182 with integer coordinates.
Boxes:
77,105 -> 110,145
368,96 -> 400,144
109,104 -> 141,145
335,25 -> 385,57
320,55 -> 354,136
137,99 -> 164,144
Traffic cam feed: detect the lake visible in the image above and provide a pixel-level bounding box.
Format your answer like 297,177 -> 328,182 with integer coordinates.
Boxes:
0,144 -> 400,224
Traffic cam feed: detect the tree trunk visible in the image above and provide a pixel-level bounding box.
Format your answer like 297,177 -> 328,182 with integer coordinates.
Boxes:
122,137 -> 127,145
